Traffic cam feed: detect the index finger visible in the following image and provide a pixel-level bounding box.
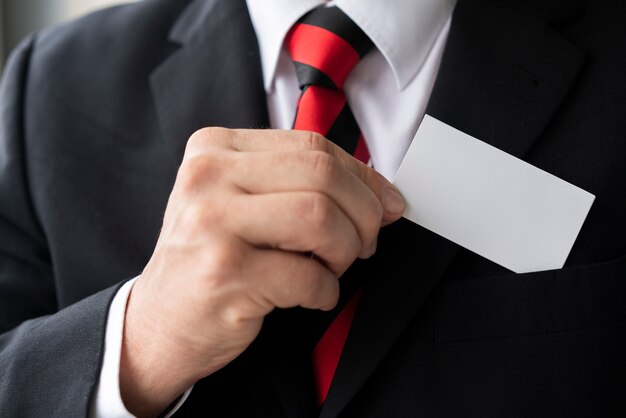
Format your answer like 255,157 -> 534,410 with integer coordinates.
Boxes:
189,127 -> 405,222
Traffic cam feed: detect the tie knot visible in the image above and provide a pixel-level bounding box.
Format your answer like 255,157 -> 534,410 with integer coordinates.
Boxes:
286,6 -> 374,90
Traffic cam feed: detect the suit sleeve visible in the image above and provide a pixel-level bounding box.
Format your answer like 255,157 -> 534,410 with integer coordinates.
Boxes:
0,36 -> 119,417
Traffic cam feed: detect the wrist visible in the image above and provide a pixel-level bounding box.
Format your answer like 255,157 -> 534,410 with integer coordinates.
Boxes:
119,280 -> 199,417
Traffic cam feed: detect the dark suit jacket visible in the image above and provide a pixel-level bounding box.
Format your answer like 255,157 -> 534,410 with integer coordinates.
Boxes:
1,0 -> 625,416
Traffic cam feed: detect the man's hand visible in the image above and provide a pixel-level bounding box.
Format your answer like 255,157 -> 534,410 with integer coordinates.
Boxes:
119,128 -> 405,416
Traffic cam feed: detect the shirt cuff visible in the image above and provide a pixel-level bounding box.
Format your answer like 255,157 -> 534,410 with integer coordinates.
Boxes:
90,277 -> 193,418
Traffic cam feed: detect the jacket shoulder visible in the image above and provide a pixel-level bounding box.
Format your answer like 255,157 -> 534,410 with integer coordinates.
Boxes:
32,0 -> 190,66
19,0 -> 193,144
25,0 -> 191,104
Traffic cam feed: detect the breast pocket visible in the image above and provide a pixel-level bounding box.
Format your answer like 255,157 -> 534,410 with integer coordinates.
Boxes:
435,255 -> 626,343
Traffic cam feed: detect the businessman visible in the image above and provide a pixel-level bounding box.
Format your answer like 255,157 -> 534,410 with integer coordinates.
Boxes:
1,0 -> 625,417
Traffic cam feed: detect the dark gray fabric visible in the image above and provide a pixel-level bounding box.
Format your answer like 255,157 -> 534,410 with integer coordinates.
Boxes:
0,33 -> 120,418
0,0 -> 625,416
0,1 -> 191,416
0,284 -> 119,417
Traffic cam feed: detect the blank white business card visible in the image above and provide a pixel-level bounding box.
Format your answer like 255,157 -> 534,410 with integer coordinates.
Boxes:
393,115 -> 595,274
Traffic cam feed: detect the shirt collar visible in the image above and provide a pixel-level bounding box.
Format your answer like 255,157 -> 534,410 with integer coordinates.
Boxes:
246,0 -> 456,92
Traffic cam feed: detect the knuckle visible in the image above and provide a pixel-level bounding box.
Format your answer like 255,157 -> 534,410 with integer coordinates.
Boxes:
367,199 -> 384,229
186,128 -> 211,152
179,156 -> 208,192
304,131 -> 331,152
357,164 -> 385,199
176,198 -> 233,242
187,128 -> 207,147
309,151 -> 336,183
297,261 -> 328,300
219,304 -> 249,328
304,193 -> 336,230
185,130 -> 202,153
337,234 -> 362,262
178,153 -> 226,194
299,261 -> 339,310
200,241 -> 242,289
171,203 -> 216,245
182,202 -> 215,231
186,127 -> 233,154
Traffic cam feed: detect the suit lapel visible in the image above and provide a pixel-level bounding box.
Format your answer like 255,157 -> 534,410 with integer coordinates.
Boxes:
321,1 -> 585,416
150,0 -> 269,163
425,0 -> 585,159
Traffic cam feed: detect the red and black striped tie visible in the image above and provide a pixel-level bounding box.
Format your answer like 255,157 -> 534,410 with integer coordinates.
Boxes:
286,6 -> 374,406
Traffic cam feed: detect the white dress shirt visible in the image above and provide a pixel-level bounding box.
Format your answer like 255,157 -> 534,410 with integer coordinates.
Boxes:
92,0 -> 455,416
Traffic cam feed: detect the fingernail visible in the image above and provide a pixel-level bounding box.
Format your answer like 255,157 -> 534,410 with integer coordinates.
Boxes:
382,186 -> 405,216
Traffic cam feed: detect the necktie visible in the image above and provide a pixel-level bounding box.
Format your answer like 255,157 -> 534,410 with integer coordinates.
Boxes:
286,6 -> 374,406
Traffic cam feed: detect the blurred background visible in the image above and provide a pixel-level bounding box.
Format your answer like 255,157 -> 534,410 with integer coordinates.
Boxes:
0,0 -> 135,72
